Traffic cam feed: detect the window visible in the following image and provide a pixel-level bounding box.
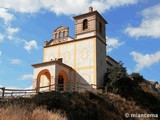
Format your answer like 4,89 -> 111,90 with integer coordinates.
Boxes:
83,19 -> 88,30
63,31 -> 65,37
59,32 -> 62,38
99,22 -> 102,33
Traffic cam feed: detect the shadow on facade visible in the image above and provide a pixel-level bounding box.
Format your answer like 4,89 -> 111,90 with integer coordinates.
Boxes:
35,68 -> 96,93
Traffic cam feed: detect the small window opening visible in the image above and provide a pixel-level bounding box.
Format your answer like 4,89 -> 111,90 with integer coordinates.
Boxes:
99,22 -> 102,33
83,19 -> 88,30
63,31 -> 65,37
59,32 -> 62,38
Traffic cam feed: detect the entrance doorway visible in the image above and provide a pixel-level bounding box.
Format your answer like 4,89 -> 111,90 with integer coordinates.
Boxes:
58,75 -> 64,91
57,70 -> 68,91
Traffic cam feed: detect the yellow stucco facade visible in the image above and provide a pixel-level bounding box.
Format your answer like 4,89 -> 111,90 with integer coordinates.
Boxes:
43,37 -> 96,86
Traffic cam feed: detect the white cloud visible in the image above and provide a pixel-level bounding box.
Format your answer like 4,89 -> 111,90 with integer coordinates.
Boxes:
40,0 -> 140,15
0,34 -> 4,42
105,0 -> 139,10
24,40 -> 38,51
40,0 -> 89,15
7,27 -> 20,35
141,4 -> 160,19
25,85 -> 33,89
127,68 -> 132,74
107,37 -> 124,52
20,74 -> 33,80
130,51 -> 160,71
6,27 -> 20,39
125,4 -> 160,39
10,59 -> 22,65
0,8 -> 14,23
0,0 -> 140,15
0,0 -> 41,13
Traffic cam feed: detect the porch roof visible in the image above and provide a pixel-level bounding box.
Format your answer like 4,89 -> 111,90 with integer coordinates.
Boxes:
32,60 -> 72,70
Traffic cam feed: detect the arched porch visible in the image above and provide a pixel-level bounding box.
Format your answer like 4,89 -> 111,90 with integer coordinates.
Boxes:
36,69 -> 51,92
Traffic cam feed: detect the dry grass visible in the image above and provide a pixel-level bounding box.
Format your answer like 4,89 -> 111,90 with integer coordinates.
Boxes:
0,105 -> 67,120
102,92 -> 146,117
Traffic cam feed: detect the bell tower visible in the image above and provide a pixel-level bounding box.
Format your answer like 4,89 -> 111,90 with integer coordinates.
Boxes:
73,7 -> 108,88
73,6 -> 107,43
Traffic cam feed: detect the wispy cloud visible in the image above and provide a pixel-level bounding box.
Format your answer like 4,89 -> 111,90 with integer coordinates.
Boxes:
24,40 -> 38,52
19,74 -> 33,80
0,0 -> 140,15
25,85 -> 33,89
10,59 -> 22,65
130,51 -> 160,71
107,37 -> 124,53
0,34 -> 4,42
0,0 -> 41,13
47,0 -> 139,15
125,4 -> 160,39
6,27 -> 20,40
0,8 -> 14,24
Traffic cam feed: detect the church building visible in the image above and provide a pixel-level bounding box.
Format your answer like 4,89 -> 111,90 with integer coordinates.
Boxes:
32,7 -> 107,92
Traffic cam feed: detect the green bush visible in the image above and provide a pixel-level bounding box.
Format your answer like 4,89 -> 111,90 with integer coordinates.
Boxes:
130,72 -> 144,84
104,62 -> 128,93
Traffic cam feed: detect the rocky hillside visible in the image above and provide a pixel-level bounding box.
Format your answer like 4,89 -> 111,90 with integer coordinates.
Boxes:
0,83 -> 160,120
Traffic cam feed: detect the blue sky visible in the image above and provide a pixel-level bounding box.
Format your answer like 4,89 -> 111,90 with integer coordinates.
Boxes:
0,0 -> 160,89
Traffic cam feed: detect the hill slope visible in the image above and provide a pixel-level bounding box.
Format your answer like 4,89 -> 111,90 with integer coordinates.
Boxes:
0,84 -> 160,120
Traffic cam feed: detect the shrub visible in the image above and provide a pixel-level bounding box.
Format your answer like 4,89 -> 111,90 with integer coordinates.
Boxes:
130,72 -> 144,84
104,62 -> 128,93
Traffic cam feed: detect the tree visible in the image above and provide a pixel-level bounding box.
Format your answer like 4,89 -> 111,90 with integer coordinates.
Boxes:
130,73 -> 144,84
104,62 -> 128,93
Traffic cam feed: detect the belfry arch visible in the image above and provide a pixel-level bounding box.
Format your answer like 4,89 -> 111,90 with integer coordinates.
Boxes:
36,69 -> 51,92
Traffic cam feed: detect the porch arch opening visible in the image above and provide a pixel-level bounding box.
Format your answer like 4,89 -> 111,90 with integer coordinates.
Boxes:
57,70 -> 68,91
36,69 -> 51,92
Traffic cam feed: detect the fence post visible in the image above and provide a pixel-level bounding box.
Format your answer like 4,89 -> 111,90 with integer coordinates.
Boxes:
2,87 -> 5,99
35,87 -> 38,93
11,92 -> 13,97
55,84 -> 57,91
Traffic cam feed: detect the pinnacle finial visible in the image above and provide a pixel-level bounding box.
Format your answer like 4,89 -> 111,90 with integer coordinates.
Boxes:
89,6 -> 93,12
